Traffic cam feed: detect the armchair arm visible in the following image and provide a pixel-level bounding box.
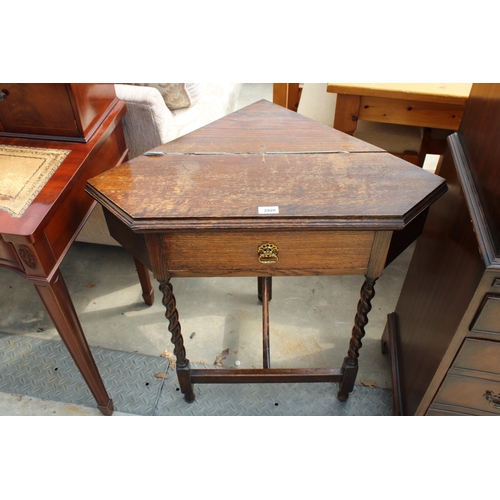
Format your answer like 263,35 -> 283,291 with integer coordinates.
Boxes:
114,84 -> 173,159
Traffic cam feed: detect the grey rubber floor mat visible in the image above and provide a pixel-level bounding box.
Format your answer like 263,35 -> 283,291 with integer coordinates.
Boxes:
0,333 -> 393,416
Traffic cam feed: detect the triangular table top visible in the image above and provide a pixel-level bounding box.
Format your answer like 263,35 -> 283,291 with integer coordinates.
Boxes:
87,100 -> 447,232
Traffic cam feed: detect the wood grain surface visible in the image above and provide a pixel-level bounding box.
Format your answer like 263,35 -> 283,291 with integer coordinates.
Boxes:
87,100 -> 446,232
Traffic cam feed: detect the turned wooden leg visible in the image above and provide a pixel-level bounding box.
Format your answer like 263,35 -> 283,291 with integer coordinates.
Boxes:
159,278 -> 195,402
133,257 -> 154,306
33,270 -> 113,415
338,276 -> 377,401
258,276 -> 272,302
261,276 -> 271,369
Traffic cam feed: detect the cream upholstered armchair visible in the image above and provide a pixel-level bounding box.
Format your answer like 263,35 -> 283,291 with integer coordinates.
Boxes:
77,83 -> 242,246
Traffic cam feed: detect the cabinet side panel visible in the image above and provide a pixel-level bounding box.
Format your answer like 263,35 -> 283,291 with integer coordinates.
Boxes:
459,84 -> 500,252
395,147 -> 484,415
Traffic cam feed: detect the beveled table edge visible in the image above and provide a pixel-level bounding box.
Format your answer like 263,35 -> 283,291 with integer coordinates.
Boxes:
85,181 -> 448,233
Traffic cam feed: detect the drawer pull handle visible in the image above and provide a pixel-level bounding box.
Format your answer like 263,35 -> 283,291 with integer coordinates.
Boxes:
258,243 -> 279,264
483,390 -> 500,409
0,91 -> 7,101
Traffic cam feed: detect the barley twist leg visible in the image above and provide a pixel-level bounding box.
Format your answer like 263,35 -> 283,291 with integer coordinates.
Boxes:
338,276 -> 377,401
159,278 -> 195,402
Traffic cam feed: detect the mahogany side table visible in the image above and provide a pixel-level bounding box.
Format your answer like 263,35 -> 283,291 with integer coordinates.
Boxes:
87,100 -> 447,404
1,84 -> 152,415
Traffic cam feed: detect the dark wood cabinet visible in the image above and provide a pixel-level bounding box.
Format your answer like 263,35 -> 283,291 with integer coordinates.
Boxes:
0,83 -> 117,142
387,84 -> 500,416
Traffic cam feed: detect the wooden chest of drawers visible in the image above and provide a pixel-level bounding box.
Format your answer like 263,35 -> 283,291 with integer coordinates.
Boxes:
428,339 -> 500,415
386,84 -> 500,416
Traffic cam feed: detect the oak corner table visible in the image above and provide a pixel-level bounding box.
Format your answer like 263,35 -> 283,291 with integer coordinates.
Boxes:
86,99 -> 447,405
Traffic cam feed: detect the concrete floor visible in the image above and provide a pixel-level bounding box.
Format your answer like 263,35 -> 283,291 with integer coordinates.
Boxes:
0,84 -> 427,415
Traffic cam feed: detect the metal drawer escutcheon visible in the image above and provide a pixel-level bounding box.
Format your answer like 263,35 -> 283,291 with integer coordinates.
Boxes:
258,243 -> 279,264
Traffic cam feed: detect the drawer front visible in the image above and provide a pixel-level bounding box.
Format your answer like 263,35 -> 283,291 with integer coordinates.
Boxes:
162,230 -> 375,277
431,374 -> 500,415
470,293 -> 500,336
426,408 -> 474,416
452,338 -> 500,375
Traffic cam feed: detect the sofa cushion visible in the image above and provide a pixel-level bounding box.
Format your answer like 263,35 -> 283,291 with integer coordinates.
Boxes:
131,83 -> 204,109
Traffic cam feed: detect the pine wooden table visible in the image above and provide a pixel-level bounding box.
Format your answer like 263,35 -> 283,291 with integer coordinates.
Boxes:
87,100 -> 447,405
327,83 -> 472,135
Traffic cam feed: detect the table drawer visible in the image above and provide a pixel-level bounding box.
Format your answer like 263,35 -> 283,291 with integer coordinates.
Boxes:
162,230 -> 375,277
430,374 -> 500,415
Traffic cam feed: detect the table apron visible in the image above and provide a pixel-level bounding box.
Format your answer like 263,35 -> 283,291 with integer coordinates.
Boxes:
358,96 -> 464,130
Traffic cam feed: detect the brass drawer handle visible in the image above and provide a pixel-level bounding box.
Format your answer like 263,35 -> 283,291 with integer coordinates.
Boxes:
483,390 -> 500,409
258,243 -> 279,264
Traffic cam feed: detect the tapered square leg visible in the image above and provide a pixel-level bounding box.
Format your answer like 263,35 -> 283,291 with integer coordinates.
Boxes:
33,270 -> 113,415
134,257 -> 154,306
